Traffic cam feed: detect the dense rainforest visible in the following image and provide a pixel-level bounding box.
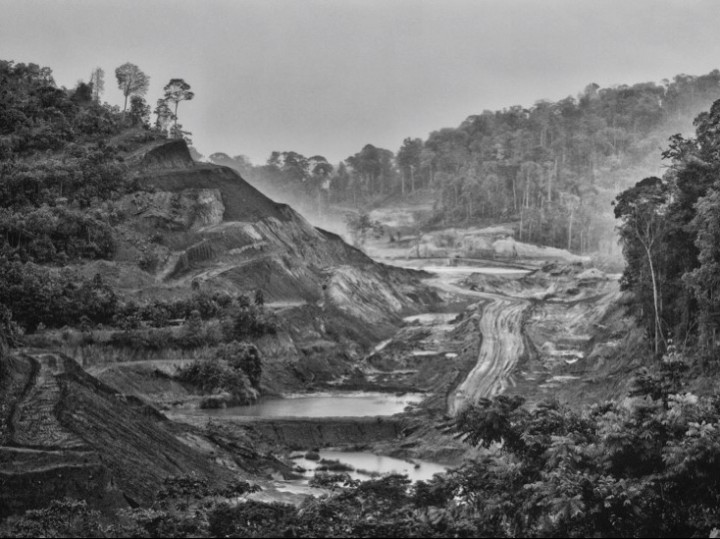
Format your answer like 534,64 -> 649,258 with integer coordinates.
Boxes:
5,59 -> 720,537
213,70 -> 720,255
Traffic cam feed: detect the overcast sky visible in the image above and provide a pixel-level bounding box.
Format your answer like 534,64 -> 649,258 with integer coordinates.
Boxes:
2,0 -> 720,164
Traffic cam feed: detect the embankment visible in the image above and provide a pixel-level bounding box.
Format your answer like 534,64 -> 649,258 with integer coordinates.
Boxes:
170,413 -> 405,451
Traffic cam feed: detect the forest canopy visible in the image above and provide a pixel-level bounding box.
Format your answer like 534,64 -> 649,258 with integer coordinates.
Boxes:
218,70 -> 720,254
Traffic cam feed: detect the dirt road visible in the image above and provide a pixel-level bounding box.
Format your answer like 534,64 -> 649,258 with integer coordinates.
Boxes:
448,297 -> 529,415
422,275 -> 530,416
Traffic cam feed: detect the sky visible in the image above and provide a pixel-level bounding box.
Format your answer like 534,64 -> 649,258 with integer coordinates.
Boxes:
2,0 -> 720,165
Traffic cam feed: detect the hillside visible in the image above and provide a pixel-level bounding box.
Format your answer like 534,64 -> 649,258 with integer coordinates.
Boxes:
0,350 -> 229,517
0,60 -> 443,519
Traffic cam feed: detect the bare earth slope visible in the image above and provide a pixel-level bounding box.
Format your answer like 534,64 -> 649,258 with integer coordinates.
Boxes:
0,350 -> 228,518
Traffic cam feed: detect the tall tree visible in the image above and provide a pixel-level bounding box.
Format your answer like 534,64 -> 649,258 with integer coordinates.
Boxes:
614,176 -> 670,356
129,96 -> 151,127
154,98 -> 174,133
396,137 -> 423,194
89,67 -> 104,102
115,62 -> 149,113
163,78 -> 194,133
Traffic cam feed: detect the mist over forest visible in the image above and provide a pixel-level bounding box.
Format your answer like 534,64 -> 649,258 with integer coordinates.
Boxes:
207,70 -> 720,258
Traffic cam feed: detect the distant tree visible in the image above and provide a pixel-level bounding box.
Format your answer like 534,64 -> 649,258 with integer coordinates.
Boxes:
396,137 -> 423,194
308,155 -> 333,215
89,67 -> 104,102
346,144 -> 397,198
154,98 -> 174,133
345,211 -> 382,246
163,78 -> 194,133
115,62 -> 149,114
129,95 -> 151,127
268,151 -> 309,182
71,80 -> 93,103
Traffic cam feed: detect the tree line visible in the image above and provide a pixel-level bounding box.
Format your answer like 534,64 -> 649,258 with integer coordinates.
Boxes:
211,70 -> 720,254
616,95 -> 720,357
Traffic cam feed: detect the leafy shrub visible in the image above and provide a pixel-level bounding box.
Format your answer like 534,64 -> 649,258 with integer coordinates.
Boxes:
229,304 -> 276,340
208,501 -> 296,539
0,499 -> 105,538
175,357 -> 256,405
138,252 -> 159,272
214,341 -> 262,388
0,205 -> 116,263
309,472 -> 354,488
0,260 -> 118,332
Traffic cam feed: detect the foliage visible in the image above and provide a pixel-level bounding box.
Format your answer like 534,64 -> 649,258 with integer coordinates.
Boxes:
344,211 -> 384,246
89,67 -> 104,102
162,78 -> 194,135
129,95 -> 151,127
0,205 -> 116,263
0,260 -> 118,332
208,501 -> 296,538
229,303 -> 276,340
174,357 -> 256,405
0,499 -> 106,538
0,146 -> 129,210
12,358 -> 720,538
616,96 -> 720,353
115,62 -> 149,113
0,304 -> 20,348
214,341 -> 262,388
0,60 -> 126,158
234,70 -> 720,253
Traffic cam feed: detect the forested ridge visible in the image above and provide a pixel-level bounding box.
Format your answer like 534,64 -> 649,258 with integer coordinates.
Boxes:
0,60 -> 273,357
213,70 -> 720,254
6,58 -> 720,537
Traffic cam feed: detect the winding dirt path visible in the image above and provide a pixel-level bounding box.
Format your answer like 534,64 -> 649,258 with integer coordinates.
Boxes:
448,298 -> 528,415
422,276 -> 530,416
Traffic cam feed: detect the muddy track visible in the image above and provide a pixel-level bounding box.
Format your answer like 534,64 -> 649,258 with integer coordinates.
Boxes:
423,277 -> 530,416
448,298 -> 529,415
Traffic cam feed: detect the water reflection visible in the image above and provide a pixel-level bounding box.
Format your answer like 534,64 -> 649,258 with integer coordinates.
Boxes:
192,392 -> 424,418
293,450 -> 448,482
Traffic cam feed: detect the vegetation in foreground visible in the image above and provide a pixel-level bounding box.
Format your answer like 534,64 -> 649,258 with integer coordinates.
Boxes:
3,347 -> 720,537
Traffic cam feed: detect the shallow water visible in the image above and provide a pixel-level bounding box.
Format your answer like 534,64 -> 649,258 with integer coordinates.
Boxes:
403,312 -> 459,324
191,392 -> 424,418
421,264 -> 529,276
293,450 -> 448,482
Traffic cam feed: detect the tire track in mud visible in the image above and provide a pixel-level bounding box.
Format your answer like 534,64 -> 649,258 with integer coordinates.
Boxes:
424,277 -> 530,416
448,298 -> 529,415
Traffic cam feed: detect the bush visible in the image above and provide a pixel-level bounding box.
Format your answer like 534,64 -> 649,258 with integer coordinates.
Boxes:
0,260 -> 118,332
0,499 -> 105,538
214,341 -> 262,388
0,205 -> 116,263
208,501 -> 295,539
229,304 -> 276,340
175,358 -> 257,405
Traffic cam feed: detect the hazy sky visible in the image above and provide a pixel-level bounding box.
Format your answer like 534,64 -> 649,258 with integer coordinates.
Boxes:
2,0 -> 720,164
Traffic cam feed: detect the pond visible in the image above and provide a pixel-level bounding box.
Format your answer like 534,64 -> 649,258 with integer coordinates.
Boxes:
291,449 -> 449,483
190,391 -> 425,418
